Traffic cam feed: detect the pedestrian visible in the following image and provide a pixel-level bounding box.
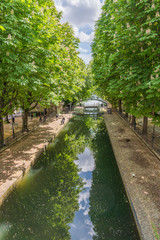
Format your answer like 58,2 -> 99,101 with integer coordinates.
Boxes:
12,115 -> 15,124
61,117 -> 65,124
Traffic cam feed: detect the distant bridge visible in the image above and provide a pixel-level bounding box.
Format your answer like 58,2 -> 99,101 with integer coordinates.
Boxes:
84,96 -> 108,105
84,105 -> 100,115
73,105 -> 101,115
84,106 -> 99,108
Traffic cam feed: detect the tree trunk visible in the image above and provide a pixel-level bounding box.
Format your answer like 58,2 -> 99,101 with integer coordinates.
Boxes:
125,112 -> 128,118
0,113 -> 4,146
43,108 -> 47,122
5,114 -> 10,123
142,116 -> 148,135
131,115 -> 136,126
22,110 -> 29,132
118,99 -> 122,113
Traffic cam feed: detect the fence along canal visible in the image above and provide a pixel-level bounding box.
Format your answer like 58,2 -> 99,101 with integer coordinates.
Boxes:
0,116 -> 140,240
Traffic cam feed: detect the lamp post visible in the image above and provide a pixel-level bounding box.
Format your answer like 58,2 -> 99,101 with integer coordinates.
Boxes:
69,102 -> 72,112
12,115 -> 15,138
152,124 -> 155,147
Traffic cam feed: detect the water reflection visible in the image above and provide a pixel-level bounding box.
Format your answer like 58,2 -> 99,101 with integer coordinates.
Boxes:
69,118 -> 140,240
0,117 -> 89,240
0,223 -> 12,239
89,121 -> 139,240
76,148 -> 95,172
0,116 -> 140,240
70,148 -> 95,240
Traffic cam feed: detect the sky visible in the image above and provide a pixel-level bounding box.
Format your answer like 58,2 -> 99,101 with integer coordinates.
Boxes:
54,0 -> 104,64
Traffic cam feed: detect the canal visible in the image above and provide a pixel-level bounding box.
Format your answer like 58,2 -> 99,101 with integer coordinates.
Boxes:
0,116 -> 140,240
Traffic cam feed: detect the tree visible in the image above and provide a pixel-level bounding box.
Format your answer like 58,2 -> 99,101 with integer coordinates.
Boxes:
0,0 -> 87,143
91,0 -> 160,133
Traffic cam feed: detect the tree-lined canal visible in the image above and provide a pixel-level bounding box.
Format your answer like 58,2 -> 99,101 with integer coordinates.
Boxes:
0,116 -> 140,240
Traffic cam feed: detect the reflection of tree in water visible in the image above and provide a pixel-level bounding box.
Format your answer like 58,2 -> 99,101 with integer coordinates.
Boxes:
89,120 -> 140,240
0,116 -> 96,240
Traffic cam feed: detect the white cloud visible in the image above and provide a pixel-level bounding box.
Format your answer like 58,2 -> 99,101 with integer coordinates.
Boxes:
83,208 -> 89,216
79,53 -> 92,64
83,179 -> 92,188
0,223 -> 12,239
54,0 -> 65,12
88,226 -> 96,237
85,219 -> 96,237
79,48 -> 89,53
79,32 -> 94,42
78,190 -> 90,204
70,223 -> 76,228
79,204 -> 86,210
76,148 -> 95,172
72,25 -> 79,37
73,26 -> 93,43
55,0 -> 102,27
54,0 -> 103,63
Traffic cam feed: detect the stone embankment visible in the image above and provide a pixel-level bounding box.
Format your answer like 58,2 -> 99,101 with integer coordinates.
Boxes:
104,112 -> 160,240
0,114 -> 72,206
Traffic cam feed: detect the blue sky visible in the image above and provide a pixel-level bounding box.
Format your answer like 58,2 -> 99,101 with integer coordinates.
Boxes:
54,0 -> 104,64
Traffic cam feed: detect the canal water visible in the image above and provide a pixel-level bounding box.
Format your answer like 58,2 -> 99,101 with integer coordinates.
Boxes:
0,116 -> 140,240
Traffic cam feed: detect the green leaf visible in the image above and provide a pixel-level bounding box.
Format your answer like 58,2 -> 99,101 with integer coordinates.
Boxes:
0,25 -> 5,31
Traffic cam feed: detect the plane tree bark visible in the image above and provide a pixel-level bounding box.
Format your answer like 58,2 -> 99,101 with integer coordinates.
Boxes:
142,116 -> 148,135
0,81 -> 18,145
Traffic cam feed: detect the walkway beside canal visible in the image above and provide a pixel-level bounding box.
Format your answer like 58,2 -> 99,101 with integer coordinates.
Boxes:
0,114 -> 72,206
104,112 -> 160,240
0,111 -> 159,240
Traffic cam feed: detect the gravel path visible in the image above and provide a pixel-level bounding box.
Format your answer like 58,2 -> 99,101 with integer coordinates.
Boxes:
104,112 -> 160,240
0,114 -> 72,206
0,112 -> 159,240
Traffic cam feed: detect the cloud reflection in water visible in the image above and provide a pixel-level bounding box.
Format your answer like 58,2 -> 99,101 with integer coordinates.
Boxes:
70,148 -> 96,240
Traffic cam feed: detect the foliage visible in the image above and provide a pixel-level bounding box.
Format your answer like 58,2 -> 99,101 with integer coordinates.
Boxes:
0,116 -> 97,239
0,0 -> 87,143
92,0 -> 160,122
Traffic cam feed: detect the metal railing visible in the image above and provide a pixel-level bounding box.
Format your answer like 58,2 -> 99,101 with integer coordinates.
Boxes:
0,112 -> 69,151
0,121 -> 40,151
117,111 -> 160,156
